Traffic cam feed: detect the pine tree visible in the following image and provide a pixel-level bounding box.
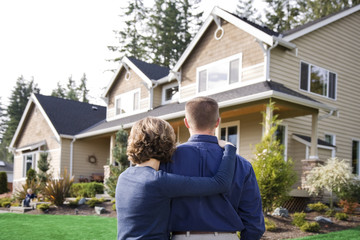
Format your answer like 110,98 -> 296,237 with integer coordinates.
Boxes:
252,101 -> 297,214
37,152 -> 51,188
51,82 -> 66,98
78,73 -> 89,103
1,76 -> 40,162
66,76 -> 79,101
236,0 -> 261,24
264,0 -> 300,32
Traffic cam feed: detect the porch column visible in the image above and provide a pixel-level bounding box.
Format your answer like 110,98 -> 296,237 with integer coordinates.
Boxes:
109,134 -> 116,165
309,113 -> 319,159
264,104 -> 273,136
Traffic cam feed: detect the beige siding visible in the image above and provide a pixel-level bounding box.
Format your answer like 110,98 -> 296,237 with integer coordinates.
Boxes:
242,64 -> 264,82
318,148 -> 332,162
72,138 -> 110,182
287,139 -> 307,188
153,86 -> 162,108
180,84 -> 196,100
60,138 -> 71,178
270,11 -> 360,163
180,21 -> 264,88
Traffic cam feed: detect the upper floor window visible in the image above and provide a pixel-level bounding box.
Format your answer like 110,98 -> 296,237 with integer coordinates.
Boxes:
197,53 -> 242,93
162,82 -> 179,104
300,62 -> 336,99
115,89 -> 140,116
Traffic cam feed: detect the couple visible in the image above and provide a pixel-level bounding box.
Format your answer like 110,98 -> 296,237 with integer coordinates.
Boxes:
115,97 -> 265,240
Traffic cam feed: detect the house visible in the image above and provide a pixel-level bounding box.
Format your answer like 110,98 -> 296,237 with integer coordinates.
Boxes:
0,160 -> 13,192
10,5 -> 360,200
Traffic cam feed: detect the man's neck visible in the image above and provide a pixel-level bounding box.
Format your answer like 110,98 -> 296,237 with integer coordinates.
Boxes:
190,129 -> 216,136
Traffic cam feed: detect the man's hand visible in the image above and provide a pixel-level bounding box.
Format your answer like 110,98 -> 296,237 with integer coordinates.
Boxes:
218,139 -> 235,148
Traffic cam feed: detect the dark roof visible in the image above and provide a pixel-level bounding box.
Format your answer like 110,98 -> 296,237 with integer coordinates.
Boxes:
35,94 -> 106,135
0,161 -> 13,172
128,57 -> 170,81
81,81 -> 321,135
282,5 -> 356,36
293,134 -> 336,147
224,9 -> 280,36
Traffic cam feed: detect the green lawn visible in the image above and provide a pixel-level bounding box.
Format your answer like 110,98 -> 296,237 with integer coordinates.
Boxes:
288,226 -> 360,240
0,213 -> 117,240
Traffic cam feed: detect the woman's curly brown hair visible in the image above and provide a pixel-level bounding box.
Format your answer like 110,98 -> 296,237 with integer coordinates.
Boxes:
127,116 -> 176,164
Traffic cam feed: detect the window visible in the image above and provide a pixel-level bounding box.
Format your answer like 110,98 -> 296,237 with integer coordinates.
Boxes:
162,82 -> 179,104
300,62 -> 336,99
115,89 -> 140,116
23,153 -> 36,177
324,134 -> 335,145
275,124 -> 288,161
220,121 -> 240,151
352,140 -> 359,175
197,53 -> 242,93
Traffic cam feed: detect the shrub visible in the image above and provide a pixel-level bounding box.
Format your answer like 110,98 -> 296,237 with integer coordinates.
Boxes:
325,209 -> 335,217
26,168 -> 37,185
0,197 -> 11,207
338,199 -> 360,214
70,182 -> 104,198
0,172 -> 8,194
14,180 -> 40,201
37,203 -> 50,211
86,197 -> 104,208
335,212 -> 348,221
335,178 -> 360,203
308,202 -> 329,212
292,212 -> 307,227
1,200 -> 11,207
112,203 -> 116,211
43,169 -> 74,206
68,197 -> 81,207
300,222 -> 320,232
265,217 -> 277,231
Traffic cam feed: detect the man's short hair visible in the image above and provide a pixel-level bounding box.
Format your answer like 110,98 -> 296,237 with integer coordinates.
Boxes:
127,116 -> 176,164
185,97 -> 219,131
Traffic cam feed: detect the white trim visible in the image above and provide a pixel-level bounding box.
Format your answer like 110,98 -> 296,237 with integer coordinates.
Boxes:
324,133 -> 336,158
292,134 -> 336,150
219,121 -> 240,154
9,94 -> 61,149
106,108 -> 148,122
284,5 -> 360,41
162,82 -> 179,105
16,140 -> 46,152
102,56 -> 153,98
22,152 -> 37,178
277,123 -> 288,161
114,88 -> 141,117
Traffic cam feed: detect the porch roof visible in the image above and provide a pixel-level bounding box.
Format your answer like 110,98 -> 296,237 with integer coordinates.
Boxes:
293,134 -> 336,148
76,81 -> 336,139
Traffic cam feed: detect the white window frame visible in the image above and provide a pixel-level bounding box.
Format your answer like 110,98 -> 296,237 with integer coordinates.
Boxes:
218,121 -> 240,154
162,82 -> 179,105
114,88 -> 141,117
23,152 -> 36,177
324,133 -> 336,158
196,53 -> 242,94
352,139 -> 360,176
299,61 -> 337,100
275,124 -> 288,161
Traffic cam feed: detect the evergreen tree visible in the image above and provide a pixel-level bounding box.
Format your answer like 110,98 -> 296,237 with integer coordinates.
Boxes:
252,101 -> 297,214
66,76 -> 79,101
78,73 -> 89,103
236,0 -> 261,23
0,98 -> 6,161
264,0 -> 300,32
51,82 -> 66,98
1,76 -> 39,162
37,152 -> 51,188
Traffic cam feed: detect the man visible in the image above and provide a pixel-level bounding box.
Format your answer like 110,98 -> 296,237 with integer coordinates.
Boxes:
162,97 -> 265,240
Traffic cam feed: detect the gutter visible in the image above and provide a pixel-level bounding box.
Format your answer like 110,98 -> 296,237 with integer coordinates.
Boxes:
70,137 -> 76,177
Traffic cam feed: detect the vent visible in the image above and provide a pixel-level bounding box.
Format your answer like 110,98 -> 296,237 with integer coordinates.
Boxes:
92,106 -> 98,111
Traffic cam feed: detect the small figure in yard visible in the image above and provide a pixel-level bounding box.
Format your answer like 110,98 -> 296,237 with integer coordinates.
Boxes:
23,188 -> 36,207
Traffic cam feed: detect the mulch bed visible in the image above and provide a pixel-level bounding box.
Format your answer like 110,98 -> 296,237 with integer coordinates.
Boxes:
1,203 -> 360,239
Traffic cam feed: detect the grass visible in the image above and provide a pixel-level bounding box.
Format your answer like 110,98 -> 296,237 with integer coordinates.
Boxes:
0,213 -> 117,240
289,226 -> 360,240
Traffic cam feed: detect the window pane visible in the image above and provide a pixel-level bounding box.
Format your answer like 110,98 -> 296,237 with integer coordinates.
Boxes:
229,59 -> 239,84
208,62 -> 228,90
199,70 -> 207,92
300,62 -> 309,90
329,72 -> 336,99
324,134 -> 333,145
352,141 -> 359,175
116,98 -> 121,115
133,92 -> 139,111
310,65 -> 328,96
275,125 -> 285,145
165,86 -> 179,101
227,126 -> 238,147
220,128 -> 226,141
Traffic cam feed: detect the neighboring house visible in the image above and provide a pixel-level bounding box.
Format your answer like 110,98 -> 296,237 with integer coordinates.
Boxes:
9,94 -> 107,191
11,5 -> 360,199
0,160 -> 13,192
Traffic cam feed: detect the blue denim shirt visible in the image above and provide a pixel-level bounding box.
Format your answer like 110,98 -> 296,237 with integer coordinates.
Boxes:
161,134 -> 265,240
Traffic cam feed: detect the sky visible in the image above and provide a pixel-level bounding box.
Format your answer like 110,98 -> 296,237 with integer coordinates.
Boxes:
0,0 -> 262,107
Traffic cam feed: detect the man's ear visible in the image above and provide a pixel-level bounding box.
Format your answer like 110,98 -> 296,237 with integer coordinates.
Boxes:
184,118 -> 190,129
215,118 -> 221,128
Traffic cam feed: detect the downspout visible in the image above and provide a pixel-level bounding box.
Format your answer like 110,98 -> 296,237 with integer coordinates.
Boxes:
256,39 -> 279,81
70,137 -> 76,177
150,80 -> 159,110
319,110 -> 335,121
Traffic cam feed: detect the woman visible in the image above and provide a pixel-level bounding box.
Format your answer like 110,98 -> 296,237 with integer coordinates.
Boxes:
115,116 -> 236,240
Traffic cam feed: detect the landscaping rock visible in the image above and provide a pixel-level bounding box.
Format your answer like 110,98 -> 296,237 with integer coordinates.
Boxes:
315,216 -> 333,224
78,198 -> 86,205
272,207 -> 289,217
95,206 -> 106,214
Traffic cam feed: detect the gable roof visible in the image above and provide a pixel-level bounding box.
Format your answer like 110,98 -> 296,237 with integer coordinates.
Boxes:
172,6 -> 295,73
283,4 -> 360,41
102,56 -> 169,98
10,94 -> 106,148
77,80 -> 335,139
